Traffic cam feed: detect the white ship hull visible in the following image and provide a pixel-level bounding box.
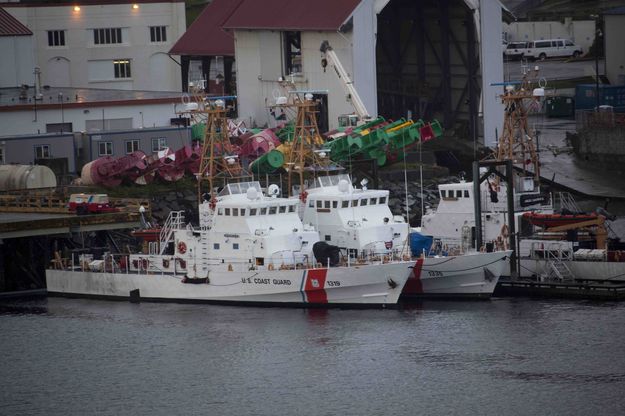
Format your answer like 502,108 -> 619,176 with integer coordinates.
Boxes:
46,261 -> 412,307
402,250 -> 511,298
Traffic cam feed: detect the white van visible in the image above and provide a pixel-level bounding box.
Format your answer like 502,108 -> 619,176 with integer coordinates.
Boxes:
524,39 -> 583,60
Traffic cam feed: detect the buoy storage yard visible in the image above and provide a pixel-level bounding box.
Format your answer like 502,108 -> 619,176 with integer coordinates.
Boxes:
1,1 -> 625,415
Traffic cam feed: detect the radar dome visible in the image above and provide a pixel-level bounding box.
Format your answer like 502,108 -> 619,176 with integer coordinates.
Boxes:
246,187 -> 258,200
338,179 -> 350,193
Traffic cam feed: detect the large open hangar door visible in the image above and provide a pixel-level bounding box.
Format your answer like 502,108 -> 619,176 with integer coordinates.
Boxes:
376,0 -> 480,142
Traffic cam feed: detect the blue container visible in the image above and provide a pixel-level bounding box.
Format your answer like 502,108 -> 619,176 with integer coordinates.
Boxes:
575,84 -> 625,112
410,232 -> 433,257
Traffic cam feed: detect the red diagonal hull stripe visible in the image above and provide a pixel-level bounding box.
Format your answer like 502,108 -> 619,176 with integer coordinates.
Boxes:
402,258 -> 424,294
305,268 -> 328,303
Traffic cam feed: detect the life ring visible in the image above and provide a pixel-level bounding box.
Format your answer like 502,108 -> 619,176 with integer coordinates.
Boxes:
209,197 -> 217,210
163,259 -> 170,268
299,190 -> 308,203
177,241 -> 187,254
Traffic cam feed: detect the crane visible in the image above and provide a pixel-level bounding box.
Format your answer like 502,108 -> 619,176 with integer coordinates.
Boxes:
320,40 -> 371,125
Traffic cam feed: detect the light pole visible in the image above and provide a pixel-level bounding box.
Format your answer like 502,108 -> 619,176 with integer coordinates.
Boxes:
592,14 -> 602,111
58,92 -> 64,132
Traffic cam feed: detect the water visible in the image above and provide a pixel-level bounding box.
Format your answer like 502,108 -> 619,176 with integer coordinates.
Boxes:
1,297 -> 624,416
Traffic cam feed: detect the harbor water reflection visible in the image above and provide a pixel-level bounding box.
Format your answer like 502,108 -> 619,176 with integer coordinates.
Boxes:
1,297 -> 624,416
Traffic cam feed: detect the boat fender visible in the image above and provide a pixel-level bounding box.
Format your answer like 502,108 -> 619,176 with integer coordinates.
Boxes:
268,263 -> 274,271
142,258 -> 149,270
383,255 -> 390,263
163,259 -> 170,268
177,241 -> 187,254
177,258 -> 187,269
228,264 -> 233,271
387,278 -> 398,289
132,259 -> 139,269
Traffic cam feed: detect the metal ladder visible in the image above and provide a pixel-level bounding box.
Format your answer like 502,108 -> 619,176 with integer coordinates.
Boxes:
545,250 -> 574,281
556,192 -> 581,213
159,211 -> 185,254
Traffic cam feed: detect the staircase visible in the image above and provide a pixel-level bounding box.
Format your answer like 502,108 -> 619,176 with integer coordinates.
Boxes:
545,251 -> 575,281
159,211 -> 185,255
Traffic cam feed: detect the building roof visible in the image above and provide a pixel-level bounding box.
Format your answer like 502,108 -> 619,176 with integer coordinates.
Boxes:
0,7 -> 32,36
169,0 -> 242,56
222,0 -> 362,31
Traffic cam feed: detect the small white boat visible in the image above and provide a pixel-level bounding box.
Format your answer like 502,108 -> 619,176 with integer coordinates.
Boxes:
46,181 -> 413,307
299,174 -> 511,298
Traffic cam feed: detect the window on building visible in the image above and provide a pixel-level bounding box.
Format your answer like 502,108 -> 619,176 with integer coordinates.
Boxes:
114,59 -> 131,78
34,145 -> 51,159
283,31 -> 301,75
125,140 -> 139,154
98,142 -> 113,156
150,26 -> 167,43
151,137 -> 167,152
47,30 -> 66,47
94,28 -> 122,45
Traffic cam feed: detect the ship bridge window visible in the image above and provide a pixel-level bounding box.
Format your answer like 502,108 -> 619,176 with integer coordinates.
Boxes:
352,199 -> 359,206
456,190 -> 462,198
232,208 -> 239,216
279,206 -> 286,213
440,190 -> 447,198
464,190 -> 469,198
316,200 -> 322,208
332,201 -> 338,208
249,208 -> 257,216
233,243 -> 239,250
342,201 -> 349,208
309,200 -> 314,208
380,196 -> 387,204
218,208 -> 223,215
370,198 -> 376,205
269,206 -> 277,215
260,207 -> 267,215
361,199 -> 368,206
225,208 -> 231,216
240,208 -> 246,216
289,205 -> 296,213
324,201 -> 330,209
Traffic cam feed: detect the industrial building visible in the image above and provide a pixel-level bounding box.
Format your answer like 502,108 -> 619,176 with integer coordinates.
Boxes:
1,0 -> 186,91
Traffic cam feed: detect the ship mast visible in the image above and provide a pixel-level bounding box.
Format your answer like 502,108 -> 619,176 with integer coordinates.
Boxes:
491,65 -> 544,186
285,93 -> 336,196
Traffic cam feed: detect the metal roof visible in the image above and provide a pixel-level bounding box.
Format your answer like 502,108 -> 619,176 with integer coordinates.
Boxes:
169,0 -> 242,56
222,0 -> 362,31
0,7 -> 32,36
